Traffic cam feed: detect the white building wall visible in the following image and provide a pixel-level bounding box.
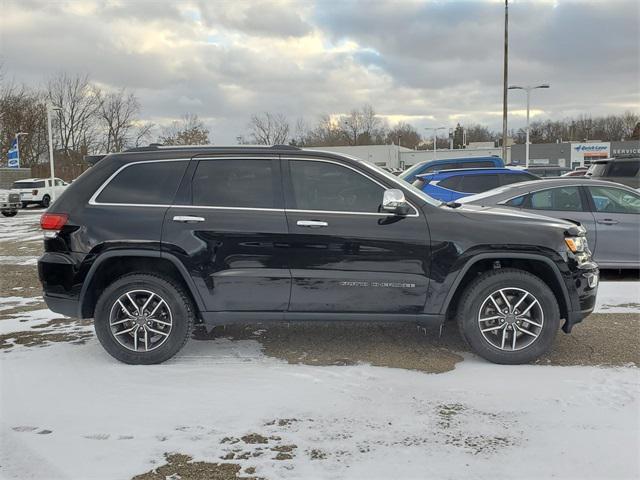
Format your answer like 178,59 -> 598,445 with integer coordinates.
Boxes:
399,147 -> 509,167
305,145 -> 412,169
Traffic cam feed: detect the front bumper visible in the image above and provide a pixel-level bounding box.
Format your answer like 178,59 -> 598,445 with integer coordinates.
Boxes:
562,263 -> 599,333
0,202 -> 19,210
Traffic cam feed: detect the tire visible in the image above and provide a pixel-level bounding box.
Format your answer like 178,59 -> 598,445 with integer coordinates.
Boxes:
94,273 -> 194,364
1,210 -> 17,217
41,195 -> 50,208
21,202 -> 28,209
456,268 -> 560,365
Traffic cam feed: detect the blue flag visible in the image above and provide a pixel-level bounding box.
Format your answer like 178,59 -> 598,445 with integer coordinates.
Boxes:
7,138 -> 19,168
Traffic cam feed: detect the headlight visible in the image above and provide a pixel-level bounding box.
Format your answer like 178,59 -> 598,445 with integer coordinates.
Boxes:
0,195 -> 7,202
565,236 -> 587,253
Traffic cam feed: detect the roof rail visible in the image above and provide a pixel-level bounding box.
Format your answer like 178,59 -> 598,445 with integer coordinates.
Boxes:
271,144 -> 301,150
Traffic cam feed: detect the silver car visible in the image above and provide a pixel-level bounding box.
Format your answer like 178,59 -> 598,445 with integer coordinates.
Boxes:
460,178 -> 640,269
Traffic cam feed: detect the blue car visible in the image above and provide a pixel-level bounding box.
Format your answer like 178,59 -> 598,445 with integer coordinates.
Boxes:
413,168 -> 539,202
400,156 -> 504,183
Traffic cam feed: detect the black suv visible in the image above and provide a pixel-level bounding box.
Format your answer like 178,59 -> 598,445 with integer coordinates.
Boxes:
586,156 -> 640,189
38,146 -> 599,365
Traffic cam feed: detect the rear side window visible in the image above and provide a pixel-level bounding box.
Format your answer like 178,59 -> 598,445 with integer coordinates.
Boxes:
607,161 -> 639,177
13,181 -> 45,189
289,160 -> 383,213
588,186 -> 640,214
192,159 -> 276,208
438,176 -> 463,191
96,161 -> 187,205
530,187 -> 583,211
460,174 -> 499,193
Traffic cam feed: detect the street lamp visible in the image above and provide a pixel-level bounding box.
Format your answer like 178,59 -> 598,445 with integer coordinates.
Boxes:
508,84 -> 550,167
424,127 -> 446,160
46,106 -> 62,201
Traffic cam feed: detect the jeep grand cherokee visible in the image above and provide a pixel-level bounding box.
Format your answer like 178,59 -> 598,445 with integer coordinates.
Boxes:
38,145 -> 599,365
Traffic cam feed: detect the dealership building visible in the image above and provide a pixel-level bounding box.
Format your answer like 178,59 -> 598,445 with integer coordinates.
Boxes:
510,140 -> 639,168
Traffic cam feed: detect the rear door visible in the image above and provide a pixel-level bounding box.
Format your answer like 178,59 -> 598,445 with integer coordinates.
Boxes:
283,157 -> 430,314
162,156 -> 291,312
586,185 -> 640,267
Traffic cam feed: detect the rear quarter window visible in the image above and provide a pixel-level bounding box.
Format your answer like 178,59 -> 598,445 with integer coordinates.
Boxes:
95,161 -> 188,205
607,161 -> 640,177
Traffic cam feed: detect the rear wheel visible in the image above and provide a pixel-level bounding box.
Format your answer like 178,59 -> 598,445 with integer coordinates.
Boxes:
21,202 -> 28,209
94,273 -> 194,364
41,195 -> 50,208
456,268 -> 560,364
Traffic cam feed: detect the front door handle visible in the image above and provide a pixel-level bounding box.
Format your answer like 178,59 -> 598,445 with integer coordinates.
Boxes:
173,215 -> 205,223
597,218 -> 619,225
297,220 -> 328,228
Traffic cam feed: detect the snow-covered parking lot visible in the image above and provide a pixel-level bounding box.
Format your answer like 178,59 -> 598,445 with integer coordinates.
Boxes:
1,211 -> 639,480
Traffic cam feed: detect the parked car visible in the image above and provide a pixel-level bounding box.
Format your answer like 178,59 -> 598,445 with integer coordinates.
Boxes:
413,167 -> 539,202
586,157 -> 640,189
11,177 -> 69,208
400,156 -> 504,183
460,178 -> 640,269
0,189 -> 20,217
38,145 -> 598,365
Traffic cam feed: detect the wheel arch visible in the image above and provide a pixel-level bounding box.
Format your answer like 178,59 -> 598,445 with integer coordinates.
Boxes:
442,253 -> 570,322
79,249 -> 206,318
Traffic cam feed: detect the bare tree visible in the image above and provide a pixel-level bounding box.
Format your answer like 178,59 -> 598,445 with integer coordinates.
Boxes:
386,122 -> 421,149
133,122 -> 155,147
47,73 -> 101,155
98,89 -> 141,152
158,113 -> 210,145
340,104 -> 384,145
247,112 -> 290,145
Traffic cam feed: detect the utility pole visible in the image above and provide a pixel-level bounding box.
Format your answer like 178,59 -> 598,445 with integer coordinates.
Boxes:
501,0 -> 509,163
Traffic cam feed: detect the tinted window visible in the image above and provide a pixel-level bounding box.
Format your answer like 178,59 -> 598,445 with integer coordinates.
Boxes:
530,187 -> 583,211
586,163 -> 607,176
13,181 -> 45,189
607,161 -> 639,177
499,173 -> 535,185
588,186 -> 640,214
460,174 -> 499,193
193,159 -> 275,208
289,160 -> 383,212
438,176 -> 463,191
424,161 -> 494,173
97,161 -> 187,204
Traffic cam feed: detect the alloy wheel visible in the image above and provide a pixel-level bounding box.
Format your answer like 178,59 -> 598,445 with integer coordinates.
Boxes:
477,287 -> 544,351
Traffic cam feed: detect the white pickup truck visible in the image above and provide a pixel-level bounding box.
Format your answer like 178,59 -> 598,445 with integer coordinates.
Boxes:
11,178 -> 69,208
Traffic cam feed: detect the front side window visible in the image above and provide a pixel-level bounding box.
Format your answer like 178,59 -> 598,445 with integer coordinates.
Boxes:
505,195 -> 526,207
530,187 -> 583,211
460,174 -> 499,193
96,161 -> 187,205
289,160 -> 383,213
588,186 -> 640,214
192,159 -> 275,208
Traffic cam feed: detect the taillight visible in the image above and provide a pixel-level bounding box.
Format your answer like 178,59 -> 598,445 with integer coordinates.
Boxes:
32,189 -> 38,195
40,213 -> 68,230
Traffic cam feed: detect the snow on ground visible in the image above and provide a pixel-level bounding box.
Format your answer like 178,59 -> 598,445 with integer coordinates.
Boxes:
596,281 -> 640,313
1,336 -> 638,480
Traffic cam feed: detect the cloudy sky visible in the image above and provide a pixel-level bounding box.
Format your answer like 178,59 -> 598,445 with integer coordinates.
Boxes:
1,0 -> 638,143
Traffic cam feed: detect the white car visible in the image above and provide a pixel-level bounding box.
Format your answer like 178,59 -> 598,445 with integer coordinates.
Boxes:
11,177 -> 68,208
0,189 -> 20,217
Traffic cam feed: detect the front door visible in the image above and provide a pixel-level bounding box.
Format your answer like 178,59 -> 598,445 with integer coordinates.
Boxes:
283,158 -> 431,314
586,185 -> 640,267
162,157 -> 291,312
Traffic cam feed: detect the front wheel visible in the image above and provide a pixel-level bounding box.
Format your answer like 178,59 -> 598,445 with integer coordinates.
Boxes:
456,268 -> 560,364
1,210 -> 17,217
41,195 -> 50,208
94,273 -> 194,364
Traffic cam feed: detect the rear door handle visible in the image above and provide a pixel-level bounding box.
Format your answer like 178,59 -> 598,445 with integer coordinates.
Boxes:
597,219 -> 619,225
173,215 -> 205,223
297,220 -> 328,228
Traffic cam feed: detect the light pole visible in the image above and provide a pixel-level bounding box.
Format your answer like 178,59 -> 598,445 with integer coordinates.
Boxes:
46,106 -> 62,200
508,84 -> 550,167
425,127 -> 446,160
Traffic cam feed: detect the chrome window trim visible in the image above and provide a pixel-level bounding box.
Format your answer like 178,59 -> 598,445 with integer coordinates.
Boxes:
89,155 -> 420,217
89,158 -> 190,206
282,156 -> 419,217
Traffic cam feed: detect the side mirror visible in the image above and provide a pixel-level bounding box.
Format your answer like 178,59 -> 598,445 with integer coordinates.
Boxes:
382,189 -> 411,215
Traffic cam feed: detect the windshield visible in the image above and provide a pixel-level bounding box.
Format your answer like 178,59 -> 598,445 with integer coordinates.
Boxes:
355,158 -> 442,206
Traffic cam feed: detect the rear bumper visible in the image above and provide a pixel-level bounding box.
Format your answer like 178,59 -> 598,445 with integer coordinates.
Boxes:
43,294 -> 80,318
38,252 -> 84,318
